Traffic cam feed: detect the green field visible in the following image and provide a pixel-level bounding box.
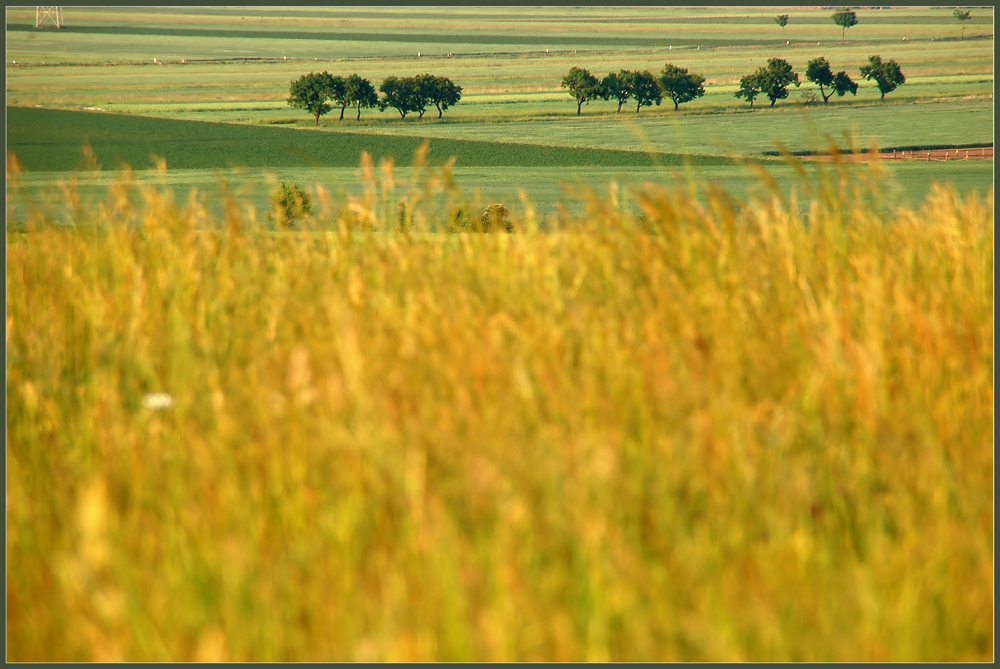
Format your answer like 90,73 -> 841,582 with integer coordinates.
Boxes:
6,5 -> 993,216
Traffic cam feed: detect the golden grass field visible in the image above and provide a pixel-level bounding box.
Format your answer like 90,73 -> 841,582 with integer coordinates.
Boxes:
5,148 -> 994,661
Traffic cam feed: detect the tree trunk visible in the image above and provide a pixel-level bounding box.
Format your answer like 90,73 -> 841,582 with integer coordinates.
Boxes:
880,91 -> 886,101
636,101 -> 641,113
577,100 -> 582,115
820,85 -> 830,104
673,98 -> 679,111
356,104 -> 362,121
339,105 -> 346,121
399,109 -> 406,119
842,26 -> 845,43
770,98 -> 776,106
437,103 -> 443,118
617,101 -> 622,113
314,112 -> 319,126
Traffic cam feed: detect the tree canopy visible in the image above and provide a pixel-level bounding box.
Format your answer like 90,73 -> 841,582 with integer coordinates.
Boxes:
379,76 -> 426,119
561,67 -> 602,115
416,74 -> 463,118
659,63 -> 706,111
344,74 -> 379,121
805,58 -> 836,103
859,54 -> 905,101
287,71 -> 338,125
832,9 -> 858,43
602,70 -> 634,113
734,72 -> 762,109
774,14 -> 789,40
953,9 -> 972,40
831,70 -> 859,99
805,57 -> 856,104
630,70 -> 662,113
757,58 -> 800,106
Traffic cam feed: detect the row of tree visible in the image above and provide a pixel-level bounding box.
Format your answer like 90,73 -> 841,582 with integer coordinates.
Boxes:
288,72 -> 462,124
561,63 -> 706,115
775,9 -> 974,43
562,54 -> 905,114
735,55 -> 905,108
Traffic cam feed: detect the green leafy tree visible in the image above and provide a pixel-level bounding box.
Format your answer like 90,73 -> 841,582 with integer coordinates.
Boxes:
832,70 -> 859,98
832,9 -> 858,43
416,74 -> 463,118
757,58 -> 800,106
806,57 -> 836,104
379,76 -> 426,119
659,63 -> 706,111
344,74 -> 379,121
602,70 -> 634,113
287,71 -> 337,126
953,9 -> 971,40
774,14 -> 789,40
807,58 -> 859,105
561,66 -> 602,115
734,72 -> 763,109
860,54 -> 905,101
325,75 -> 349,121
630,70 -> 662,113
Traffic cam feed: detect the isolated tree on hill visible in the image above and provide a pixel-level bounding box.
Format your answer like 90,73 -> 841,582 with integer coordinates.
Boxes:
953,9 -> 971,40
561,67 -> 602,115
379,76 -> 426,119
774,14 -> 789,41
602,70 -> 634,113
630,70 -> 662,113
659,63 -> 706,110
345,74 -> 378,121
416,74 -> 463,118
832,9 -> 858,43
806,57 -> 857,104
757,58 -> 800,106
288,71 -> 337,125
860,54 -> 905,101
734,71 -> 763,109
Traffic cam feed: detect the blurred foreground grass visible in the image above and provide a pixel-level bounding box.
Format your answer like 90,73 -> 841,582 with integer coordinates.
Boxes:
5,147 -> 993,661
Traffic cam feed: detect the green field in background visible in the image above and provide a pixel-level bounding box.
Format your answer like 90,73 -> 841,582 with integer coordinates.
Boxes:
5,5 -> 993,217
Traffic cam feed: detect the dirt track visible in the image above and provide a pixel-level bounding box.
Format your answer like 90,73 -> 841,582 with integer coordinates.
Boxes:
804,147 -> 993,162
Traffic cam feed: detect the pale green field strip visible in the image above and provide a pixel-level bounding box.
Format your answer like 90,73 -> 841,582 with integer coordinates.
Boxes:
314,100 -> 994,159
7,6 -> 993,65
10,162 -> 993,225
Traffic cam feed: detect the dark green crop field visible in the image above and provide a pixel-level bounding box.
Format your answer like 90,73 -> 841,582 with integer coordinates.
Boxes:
6,106 -> 735,171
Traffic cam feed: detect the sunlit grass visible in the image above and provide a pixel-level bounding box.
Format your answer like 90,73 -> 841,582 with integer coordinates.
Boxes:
5,146 -> 993,661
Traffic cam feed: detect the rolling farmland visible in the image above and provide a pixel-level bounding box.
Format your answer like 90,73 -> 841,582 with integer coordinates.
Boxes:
5,6 -> 995,662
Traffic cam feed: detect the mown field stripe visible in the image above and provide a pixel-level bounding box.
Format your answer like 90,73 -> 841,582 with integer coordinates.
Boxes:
3,23 -> 811,48
7,106 -> 734,172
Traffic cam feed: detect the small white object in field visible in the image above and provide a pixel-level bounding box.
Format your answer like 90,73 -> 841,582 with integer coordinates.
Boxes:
418,51 -> 421,57
902,37 -> 905,40
143,393 -> 174,410
786,40 -> 789,45
153,58 -> 157,63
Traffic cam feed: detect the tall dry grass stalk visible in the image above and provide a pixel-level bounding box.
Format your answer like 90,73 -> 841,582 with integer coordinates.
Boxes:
6,146 -> 993,661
